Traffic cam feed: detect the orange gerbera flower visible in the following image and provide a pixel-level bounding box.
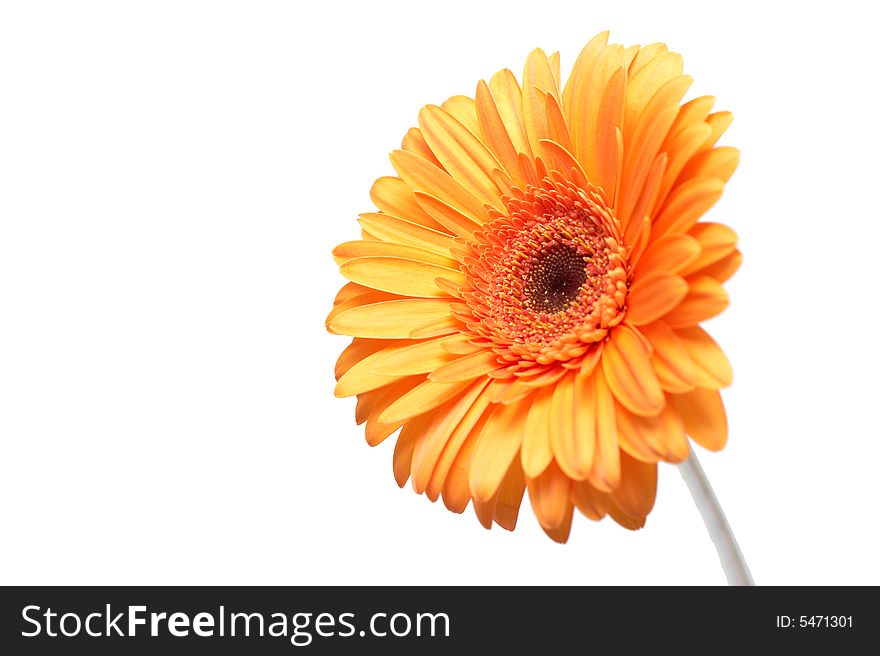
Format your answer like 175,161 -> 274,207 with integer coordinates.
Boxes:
327,32 -> 740,542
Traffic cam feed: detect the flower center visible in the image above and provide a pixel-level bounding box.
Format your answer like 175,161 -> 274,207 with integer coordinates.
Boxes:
523,245 -> 588,314
457,178 -> 630,365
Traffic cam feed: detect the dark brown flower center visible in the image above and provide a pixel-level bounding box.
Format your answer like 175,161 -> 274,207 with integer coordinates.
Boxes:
523,245 -> 588,314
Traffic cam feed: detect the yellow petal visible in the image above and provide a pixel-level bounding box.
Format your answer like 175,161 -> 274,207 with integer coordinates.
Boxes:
521,387 -> 553,479
340,256 -> 465,298
626,272 -> 688,325
335,340 -> 414,397
551,372 -> 590,480
380,377 -> 473,425
328,298 -> 452,339
428,350 -> 500,383
334,337 -> 395,381
590,368 -> 620,491
469,401 -> 526,503
488,68 -> 532,158
440,95 -> 480,137
326,290 -> 401,334
602,325 -> 665,416
663,275 -> 729,328
401,127 -> 443,169
674,326 -> 733,389
418,104 -> 503,208
475,79 -> 522,182
357,213 -> 456,256
369,176 -> 446,231
368,335 -> 461,377
521,48 -> 559,156
332,240 -> 457,267
413,190 -> 483,238
390,149 -> 492,224
673,387 -> 728,451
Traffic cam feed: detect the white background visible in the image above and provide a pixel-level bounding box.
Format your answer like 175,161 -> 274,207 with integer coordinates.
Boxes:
1,1 -> 877,586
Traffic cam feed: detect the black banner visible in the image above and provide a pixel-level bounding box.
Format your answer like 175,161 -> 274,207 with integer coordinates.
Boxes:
0,586 -> 870,654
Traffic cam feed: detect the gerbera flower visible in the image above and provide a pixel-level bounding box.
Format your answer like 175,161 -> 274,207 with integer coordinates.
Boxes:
327,32 -> 740,543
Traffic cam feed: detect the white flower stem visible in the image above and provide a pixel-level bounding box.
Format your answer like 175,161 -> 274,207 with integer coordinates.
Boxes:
677,445 -> 754,586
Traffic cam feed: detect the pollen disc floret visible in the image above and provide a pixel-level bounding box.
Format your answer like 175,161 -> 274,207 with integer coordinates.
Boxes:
461,179 -> 628,367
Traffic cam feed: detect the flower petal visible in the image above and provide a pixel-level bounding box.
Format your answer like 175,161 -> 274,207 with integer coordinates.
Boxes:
332,240 -> 457,268
653,177 -> 725,238
625,272 -> 688,325
638,321 -> 696,394
390,149 -> 492,224
610,452 -> 657,518
680,222 -> 739,277
379,377 -> 473,424
428,350 -> 500,383
328,298 -> 452,339
521,387 -> 553,479
469,401 -> 526,503
590,368 -> 621,492
552,372 -> 591,480
633,233 -> 700,278
526,460 -> 571,529
663,275 -> 729,328
674,326 -> 733,389
339,256 -> 465,298
418,104 -> 504,209
357,213 -> 456,256
493,457 -> 526,531
602,325 -> 665,416
673,387 -> 728,451
369,176 -> 446,231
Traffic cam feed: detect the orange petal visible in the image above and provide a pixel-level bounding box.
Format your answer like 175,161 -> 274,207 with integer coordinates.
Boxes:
401,127 -> 443,169
680,222 -> 739,277
632,233 -> 700,278
393,412 -> 432,487
469,402 -> 526,503
673,387 -> 728,451
616,401 -> 689,463
602,325 -> 665,416
610,452 -> 657,518
626,272 -> 688,325
571,479 -> 608,521
653,177 -> 725,238
493,457 -> 526,531
552,372 -> 592,480
697,249 -> 742,283
541,503 -> 574,543
663,275 -> 729,328
475,79 -> 522,182
488,68 -> 532,158
638,321 -> 697,394
526,460 -> 571,529
674,326 -> 733,389
411,379 -> 489,494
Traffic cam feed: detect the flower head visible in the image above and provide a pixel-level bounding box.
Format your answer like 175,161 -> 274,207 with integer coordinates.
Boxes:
327,32 -> 740,542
